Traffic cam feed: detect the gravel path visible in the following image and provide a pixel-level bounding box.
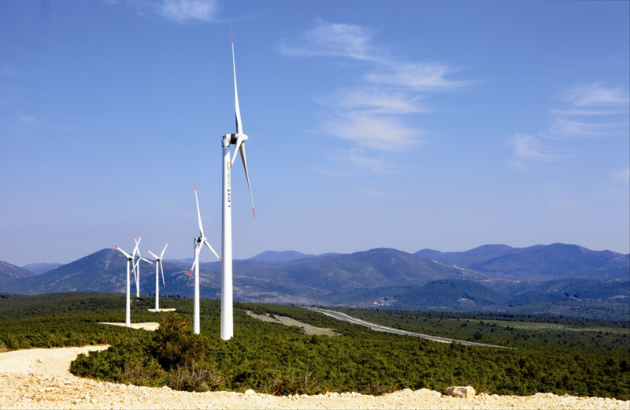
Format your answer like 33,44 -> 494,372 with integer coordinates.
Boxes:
1,346 -> 627,409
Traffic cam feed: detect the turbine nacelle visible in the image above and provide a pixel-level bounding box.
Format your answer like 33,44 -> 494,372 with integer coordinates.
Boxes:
225,133 -> 248,145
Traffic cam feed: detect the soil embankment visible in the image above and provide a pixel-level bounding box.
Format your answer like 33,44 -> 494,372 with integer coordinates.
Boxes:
1,346 -> 627,409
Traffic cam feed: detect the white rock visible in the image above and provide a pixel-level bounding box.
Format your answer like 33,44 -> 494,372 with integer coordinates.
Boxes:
244,389 -> 256,395
444,386 -> 476,398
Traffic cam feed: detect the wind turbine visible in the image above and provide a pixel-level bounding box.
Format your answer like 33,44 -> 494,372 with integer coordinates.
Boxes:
131,235 -> 152,297
190,182 -> 221,334
220,28 -> 256,340
146,242 -> 168,312
114,243 -> 135,327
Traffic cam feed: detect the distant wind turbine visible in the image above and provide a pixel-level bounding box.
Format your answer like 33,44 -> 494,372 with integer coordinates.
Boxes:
219,28 -> 257,341
146,242 -> 169,312
189,182 -> 221,334
131,235 -> 153,297
114,243 -> 135,327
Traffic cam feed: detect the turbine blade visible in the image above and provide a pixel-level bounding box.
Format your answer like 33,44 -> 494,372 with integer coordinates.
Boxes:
141,257 -> 154,265
160,241 -> 169,259
232,28 -> 243,135
115,246 -> 132,259
239,142 -> 256,218
146,249 -> 159,259
193,182 -> 205,237
160,261 -> 166,287
203,239 -> 221,261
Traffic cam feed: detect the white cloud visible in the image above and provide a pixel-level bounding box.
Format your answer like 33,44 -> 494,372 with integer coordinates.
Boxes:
548,118 -> 625,139
550,109 -> 628,116
611,167 -> 630,184
507,134 -> 558,161
16,113 -> 75,131
280,21 -> 468,173
568,84 -> 629,106
278,20 -> 378,61
108,0 -> 218,22
510,83 -> 628,170
156,0 -> 217,22
316,88 -> 426,115
312,148 -> 399,176
365,63 -> 465,90
323,113 -> 420,152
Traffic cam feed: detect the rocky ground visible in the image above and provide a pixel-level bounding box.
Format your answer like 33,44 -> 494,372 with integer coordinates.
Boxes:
1,346 -> 627,409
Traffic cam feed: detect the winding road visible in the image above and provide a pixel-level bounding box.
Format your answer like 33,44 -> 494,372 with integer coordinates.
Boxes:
305,307 -> 512,349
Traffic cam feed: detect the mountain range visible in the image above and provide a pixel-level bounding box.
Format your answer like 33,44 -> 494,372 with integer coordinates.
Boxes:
1,243 -> 627,320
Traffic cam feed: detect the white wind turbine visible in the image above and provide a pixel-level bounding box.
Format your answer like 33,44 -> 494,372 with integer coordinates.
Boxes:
114,243 -> 136,327
219,28 -> 256,340
131,235 -> 153,297
190,182 -> 221,334
146,242 -> 169,312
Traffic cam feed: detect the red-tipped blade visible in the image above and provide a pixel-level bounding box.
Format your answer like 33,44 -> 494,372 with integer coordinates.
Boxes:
189,270 -> 192,277
163,284 -> 166,289
193,181 -> 196,190
253,208 -> 256,219
219,258 -> 222,262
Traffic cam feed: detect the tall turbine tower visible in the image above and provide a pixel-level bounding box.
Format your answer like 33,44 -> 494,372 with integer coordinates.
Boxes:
114,243 -> 135,327
146,242 -> 168,312
189,183 -> 221,334
221,28 -> 256,340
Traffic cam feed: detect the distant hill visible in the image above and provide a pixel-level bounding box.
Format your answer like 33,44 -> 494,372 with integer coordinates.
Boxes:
416,243 -> 629,281
415,244 -> 537,267
202,248 -> 495,295
1,249 -> 222,299
248,250 -> 316,262
0,260 -> 37,284
3,244 -> 628,320
163,258 -> 196,267
21,263 -> 64,274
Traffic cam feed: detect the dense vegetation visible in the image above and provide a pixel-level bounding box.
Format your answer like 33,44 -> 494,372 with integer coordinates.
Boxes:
1,293 -> 629,399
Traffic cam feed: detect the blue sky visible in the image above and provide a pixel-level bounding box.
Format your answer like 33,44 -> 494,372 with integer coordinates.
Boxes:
1,0 -> 628,265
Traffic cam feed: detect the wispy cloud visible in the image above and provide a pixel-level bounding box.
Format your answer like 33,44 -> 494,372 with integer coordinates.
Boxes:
280,20 -> 467,173
548,118 -> 626,139
312,148 -> 399,176
568,84 -> 629,106
611,167 -> 630,184
315,88 -> 426,115
364,63 -> 465,91
509,83 -> 628,170
322,113 -> 420,152
156,0 -> 217,22
360,188 -> 398,199
17,113 -> 75,131
107,0 -> 219,23
508,134 -> 559,161
278,20 -> 379,61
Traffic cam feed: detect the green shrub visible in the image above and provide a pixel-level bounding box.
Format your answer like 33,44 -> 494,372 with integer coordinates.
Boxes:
153,313 -> 210,371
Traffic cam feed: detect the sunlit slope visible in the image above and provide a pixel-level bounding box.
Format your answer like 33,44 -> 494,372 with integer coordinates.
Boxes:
0,260 -> 37,285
